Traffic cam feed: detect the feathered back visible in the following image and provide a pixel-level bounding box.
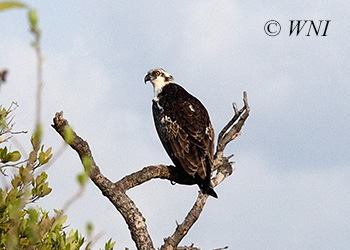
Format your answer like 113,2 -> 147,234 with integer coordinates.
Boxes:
152,83 -> 217,197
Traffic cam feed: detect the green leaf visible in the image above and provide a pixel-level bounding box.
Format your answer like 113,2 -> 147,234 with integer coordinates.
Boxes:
38,150 -> 45,164
31,123 -> 43,151
77,172 -> 88,186
39,183 -> 52,197
28,150 -> 37,163
105,238 -> 116,250
86,221 -> 93,237
0,1 -> 27,12
0,147 -> 13,163
82,156 -> 92,173
0,146 -> 7,159
9,150 -> 21,162
28,8 -> 37,30
40,171 -> 48,182
63,125 -> 75,144
45,147 -> 52,156
37,146 -> 53,166
34,172 -> 47,186
1,107 -> 6,119
11,175 -> 21,188
51,214 -> 67,231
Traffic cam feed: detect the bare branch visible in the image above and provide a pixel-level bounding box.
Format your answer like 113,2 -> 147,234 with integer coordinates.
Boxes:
52,111 -> 155,250
176,244 -> 200,250
51,91 -> 250,250
30,23 -> 44,128
62,183 -> 86,212
116,164 -> 197,192
1,159 -> 29,169
159,92 -> 249,249
212,247 -> 229,250
0,167 -> 7,176
160,158 -> 234,250
162,194 -> 208,250
0,102 -> 27,139
215,91 -> 250,166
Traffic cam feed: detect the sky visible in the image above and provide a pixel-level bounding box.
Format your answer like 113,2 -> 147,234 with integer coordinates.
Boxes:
1,0 -> 350,249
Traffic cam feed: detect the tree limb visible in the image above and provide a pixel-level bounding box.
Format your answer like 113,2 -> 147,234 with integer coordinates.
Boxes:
160,158 -> 233,250
52,112 -> 155,250
215,91 -> 250,169
51,92 -> 250,250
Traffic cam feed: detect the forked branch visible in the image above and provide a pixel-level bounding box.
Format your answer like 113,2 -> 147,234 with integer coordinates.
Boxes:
52,92 -> 249,250
215,91 -> 250,168
52,112 -> 154,250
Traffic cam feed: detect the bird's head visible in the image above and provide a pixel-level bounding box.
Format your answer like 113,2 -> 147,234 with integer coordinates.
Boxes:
144,68 -> 174,86
144,68 -> 174,100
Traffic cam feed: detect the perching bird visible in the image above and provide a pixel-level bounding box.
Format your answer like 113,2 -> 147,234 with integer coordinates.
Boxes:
144,68 -> 217,198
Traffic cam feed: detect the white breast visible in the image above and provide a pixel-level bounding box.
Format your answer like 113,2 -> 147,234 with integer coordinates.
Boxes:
152,77 -> 167,101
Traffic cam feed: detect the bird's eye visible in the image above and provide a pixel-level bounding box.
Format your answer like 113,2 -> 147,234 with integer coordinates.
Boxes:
155,71 -> 160,76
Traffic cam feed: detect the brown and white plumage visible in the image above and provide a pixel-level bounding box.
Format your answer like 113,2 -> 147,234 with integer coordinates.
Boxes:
144,68 -> 217,198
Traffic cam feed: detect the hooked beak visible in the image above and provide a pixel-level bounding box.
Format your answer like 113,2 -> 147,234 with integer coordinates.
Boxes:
144,73 -> 151,84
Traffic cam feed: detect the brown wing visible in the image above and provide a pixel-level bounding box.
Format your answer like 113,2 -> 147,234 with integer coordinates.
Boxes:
153,84 -> 214,181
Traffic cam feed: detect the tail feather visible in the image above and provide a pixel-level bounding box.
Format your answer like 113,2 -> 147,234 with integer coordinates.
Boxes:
201,173 -> 218,198
203,186 -> 218,198
197,156 -> 218,198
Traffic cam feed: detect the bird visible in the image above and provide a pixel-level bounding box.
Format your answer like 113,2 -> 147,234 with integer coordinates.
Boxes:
144,68 -> 218,198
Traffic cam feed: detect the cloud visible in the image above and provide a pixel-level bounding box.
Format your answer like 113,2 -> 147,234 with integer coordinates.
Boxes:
180,1 -> 237,61
1,1 -> 349,249
183,151 -> 350,249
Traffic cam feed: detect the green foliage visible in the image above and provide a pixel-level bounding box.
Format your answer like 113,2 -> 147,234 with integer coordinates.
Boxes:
86,222 -> 94,238
0,104 -> 78,249
0,164 -> 87,249
76,172 -> 88,186
104,238 -> 116,250
28,8 -> 37,30
0,107 -> 8,132
31,124 -> 43,152
63,125 -> 75,144
38,146 -> 52,166
0,147 -> 21,163
81,156 -> 92,173
77,156 -> 92,186
0,106 -> 115,249
0,1 -> 27,12
1,2 -> 116,249
1,107 -> 7,121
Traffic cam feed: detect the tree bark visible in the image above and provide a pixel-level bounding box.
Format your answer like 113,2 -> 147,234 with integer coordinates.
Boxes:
52,92 -> 250,250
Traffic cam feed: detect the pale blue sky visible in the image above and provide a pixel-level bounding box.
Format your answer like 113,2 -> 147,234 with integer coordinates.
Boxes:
1,1 -> 349,249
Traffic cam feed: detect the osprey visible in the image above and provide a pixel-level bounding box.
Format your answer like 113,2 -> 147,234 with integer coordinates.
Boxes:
144,68 -> 217,198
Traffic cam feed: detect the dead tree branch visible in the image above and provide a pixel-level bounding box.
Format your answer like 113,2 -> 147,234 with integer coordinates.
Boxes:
160,158 -> 233,250
214,91 -> 250,170
52,112 -> 154,250
52,92 -> 250,250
